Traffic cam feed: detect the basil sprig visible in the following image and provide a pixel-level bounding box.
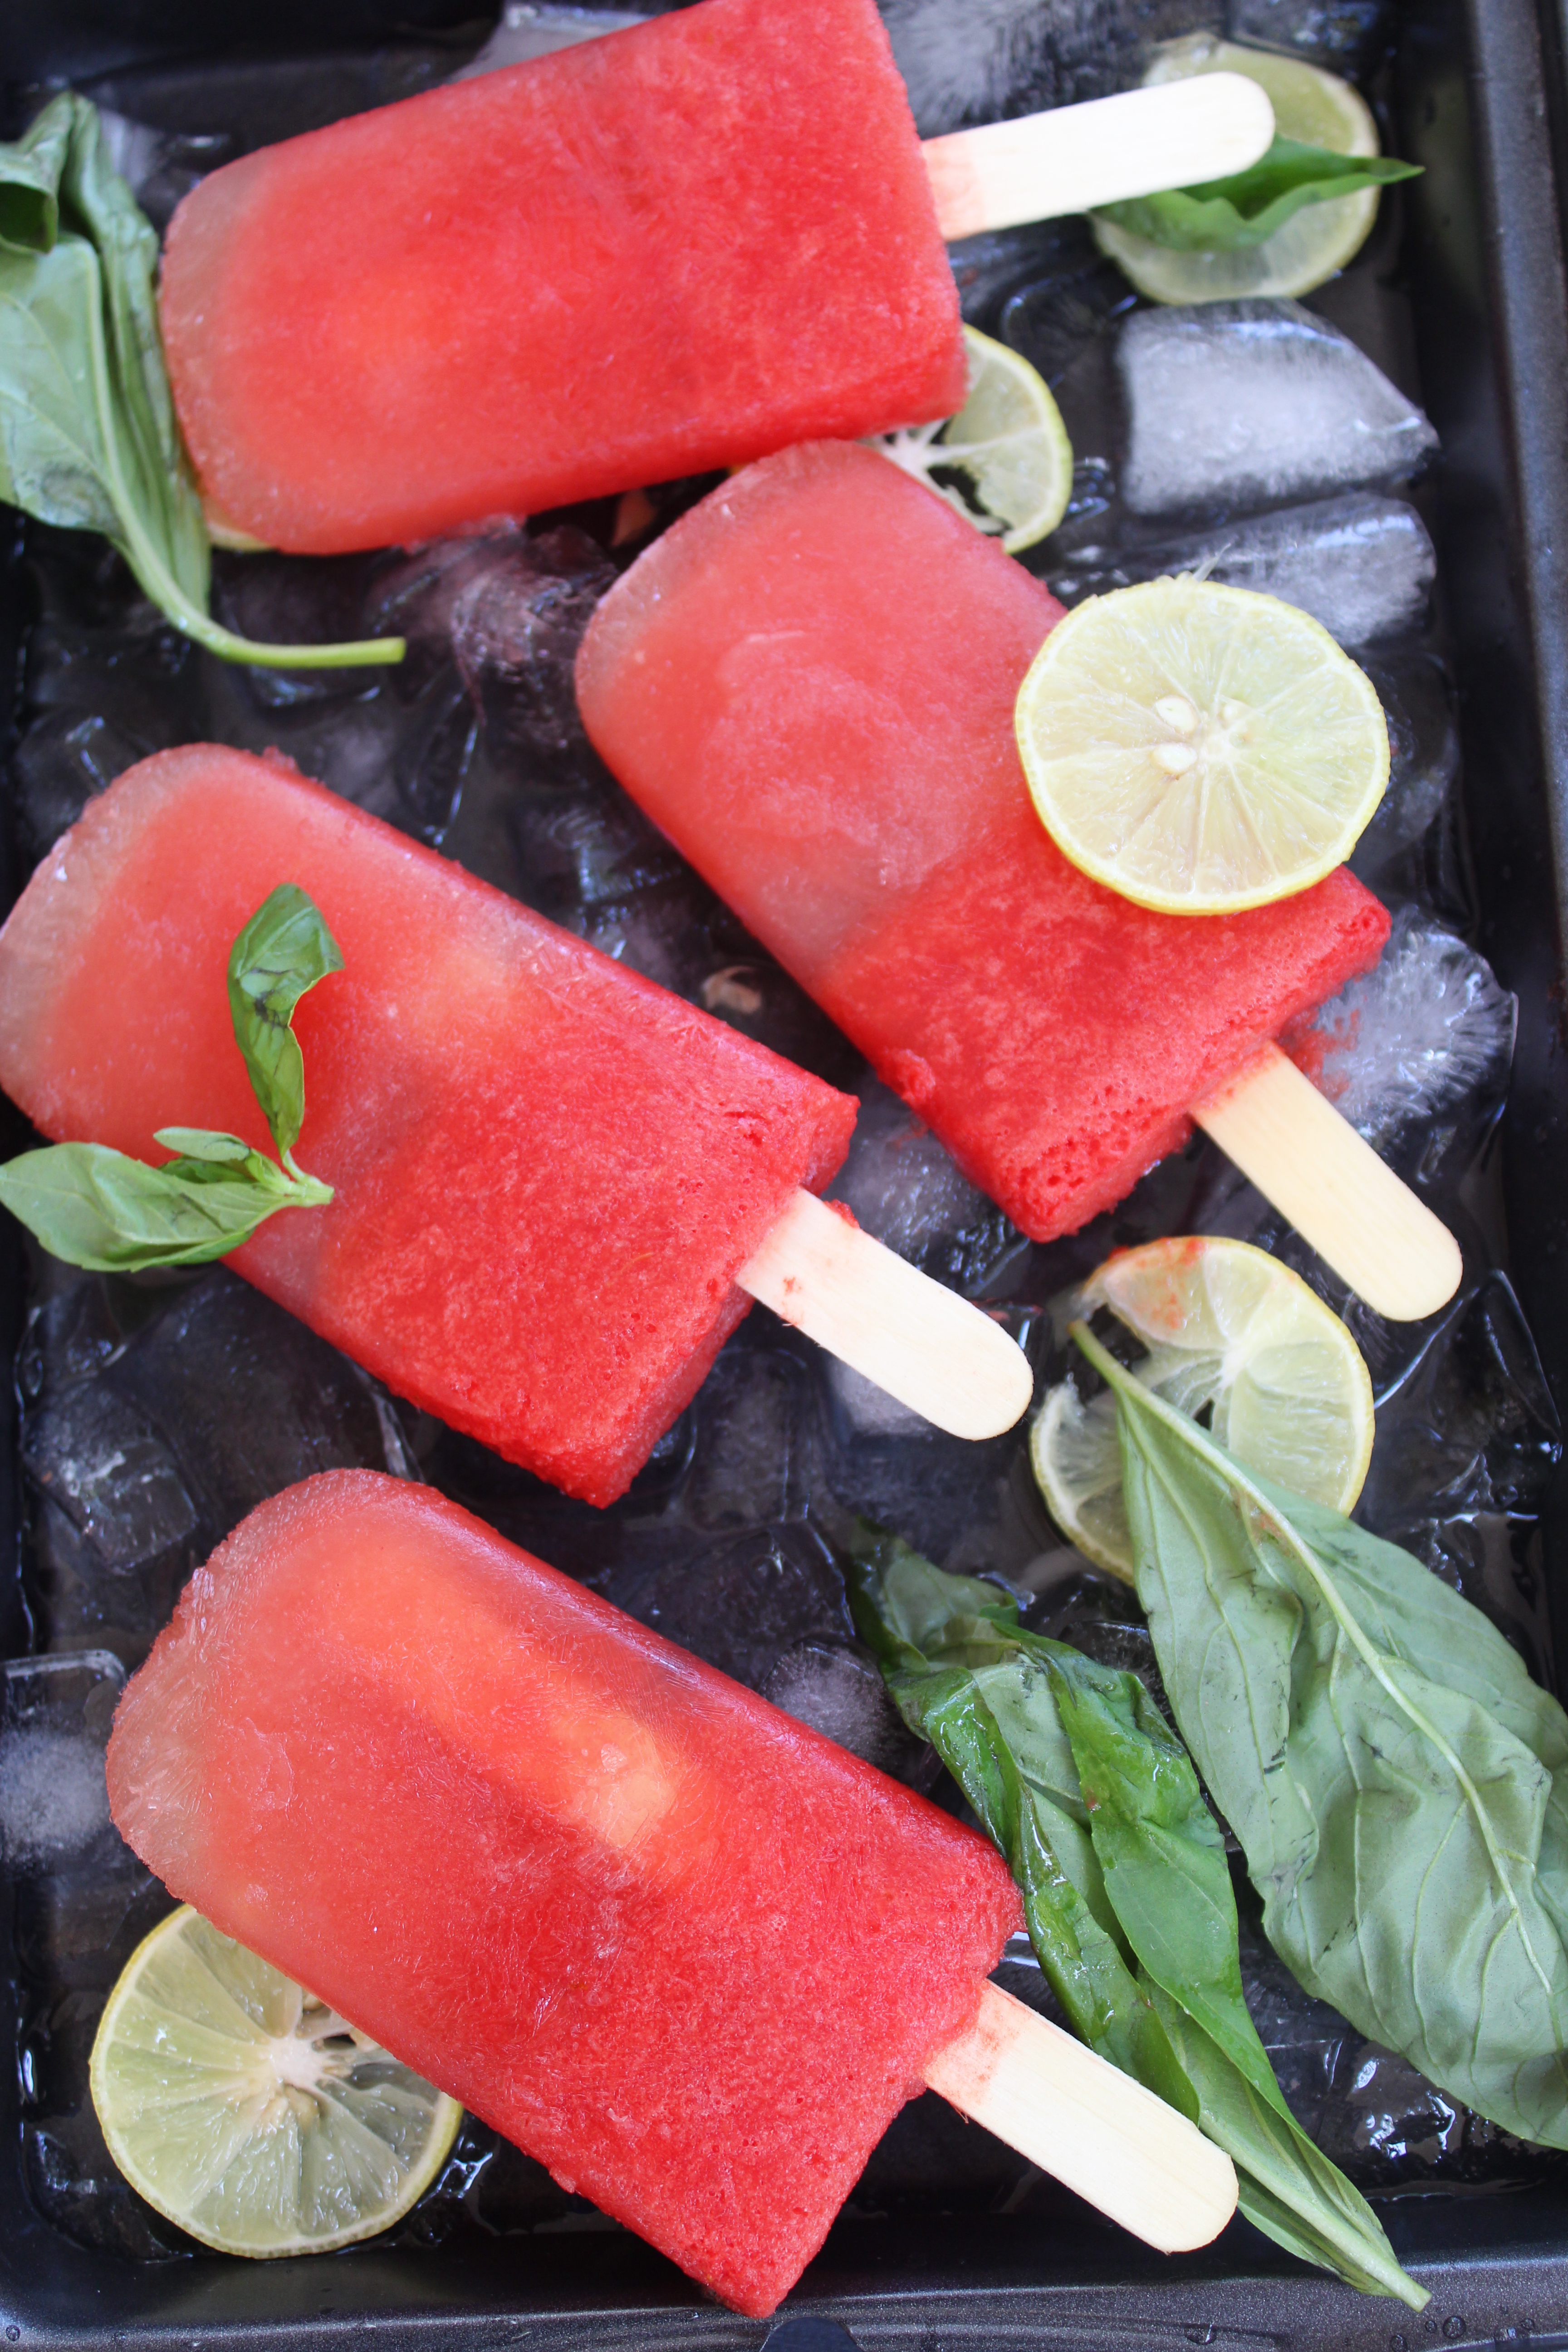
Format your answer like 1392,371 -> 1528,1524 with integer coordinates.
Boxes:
0,885 -> 340,1270
849,1528 -> 1425,2309
0,95 -> 403,671
1078,1319 -> 1568,2155
1093,136 -> 1421,254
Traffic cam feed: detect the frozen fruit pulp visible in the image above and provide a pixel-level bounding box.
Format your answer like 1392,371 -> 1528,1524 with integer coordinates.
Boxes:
0,747 -> 855,1504
160,0 -> 964,554
576,441 -> 1392,1241
106,1473 -> 1022,2314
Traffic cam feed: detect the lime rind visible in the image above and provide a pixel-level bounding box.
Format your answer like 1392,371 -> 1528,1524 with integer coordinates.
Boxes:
91,1905 -> 462,2257
1031,1236 -> 1374,1582
1015,574 -> 1389,915
1095,36 -> 1384,305
872,326 -> 1073,554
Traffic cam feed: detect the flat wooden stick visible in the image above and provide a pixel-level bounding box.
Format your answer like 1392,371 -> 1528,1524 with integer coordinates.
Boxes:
924,75 -> 1276,241
739,1187 -> 1032,1441
1193,1044 -> 1463,1322
925,1982 -> 1237,2252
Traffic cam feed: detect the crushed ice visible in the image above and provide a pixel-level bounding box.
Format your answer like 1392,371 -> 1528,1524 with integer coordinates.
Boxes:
1307,910 -> 1517,1147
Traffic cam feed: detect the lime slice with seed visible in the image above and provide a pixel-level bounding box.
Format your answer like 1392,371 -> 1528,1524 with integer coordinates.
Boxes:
1031,1235 -> 1375,1582
871,326 -> 1073,554
91,1905 -> 462,2256
1014,574 -> 1388,914
1093,35 -> 1383,304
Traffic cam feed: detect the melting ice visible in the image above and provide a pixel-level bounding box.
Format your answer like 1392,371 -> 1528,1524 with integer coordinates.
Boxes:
1306,910 -> 1517,1150
1118,300 -> 1439,517
1048,492 -> 1435,647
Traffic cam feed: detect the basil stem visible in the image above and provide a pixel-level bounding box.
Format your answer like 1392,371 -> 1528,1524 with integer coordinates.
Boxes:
0,885 -> 341,1272
0,95 -> 403,671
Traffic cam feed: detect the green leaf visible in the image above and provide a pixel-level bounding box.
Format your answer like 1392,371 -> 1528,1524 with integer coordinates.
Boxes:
849,1525 -> 1425,2310
0,1141 -> 289,1269
1093,136 -> 1421,254
0,94 -> 404,670
152,1127 -> 265,1166
226,885 -> 345,1158
1077,1319 -> 1568,2154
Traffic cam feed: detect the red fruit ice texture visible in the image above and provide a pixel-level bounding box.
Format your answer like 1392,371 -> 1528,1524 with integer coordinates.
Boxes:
158,0 -> 965,554
576,441 -> 1393,1242
106,1472 -> 1023,2315
0,746 -> 855,1505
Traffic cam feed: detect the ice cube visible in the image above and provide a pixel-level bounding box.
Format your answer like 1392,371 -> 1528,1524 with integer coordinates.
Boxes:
1356,1269 -> 1561,1682
1046,493 -> 1435,647
761,1641 -> 941,1786
1349,648 -> 1460,877
0,1655 -> 122,1874
22,1271 -> 415,1663
1226,0 -> 1392,75
683,1347 -> 810,1530
881,0 -> 1210,137
449,528 -> 617,771
1118,301 -> 1438,518
1303,909 -> 1516,1151
454,2 -> 645,80
826,1079 -> 1022,1293
593,1525 -> 853,1691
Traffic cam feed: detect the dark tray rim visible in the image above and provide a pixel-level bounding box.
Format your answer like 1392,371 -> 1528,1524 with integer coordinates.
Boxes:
7,0 -> 1568,2342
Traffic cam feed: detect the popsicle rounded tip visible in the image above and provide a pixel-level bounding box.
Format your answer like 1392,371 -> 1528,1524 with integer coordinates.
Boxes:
739,1189 -> 1034,1443
924,1983 -> 1238,2253
1347,1212 -> 1464,1324
1191,1047 -> 1466,1326
939,1318 -> 1034,1442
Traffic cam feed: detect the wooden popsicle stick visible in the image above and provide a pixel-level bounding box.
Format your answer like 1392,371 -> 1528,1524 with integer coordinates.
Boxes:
924,75 -> 1277,241
1192,1044 -> 1463,1322
738,1186 -> 1032,1441
926,1982 -> 1237,2252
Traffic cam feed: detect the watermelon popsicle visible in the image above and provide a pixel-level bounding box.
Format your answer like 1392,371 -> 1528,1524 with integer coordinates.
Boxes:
576,442 -> 1462,1321
0,745 -> 1029,1508
157,0 -> 1273,556
105,1471 -> 1237,2313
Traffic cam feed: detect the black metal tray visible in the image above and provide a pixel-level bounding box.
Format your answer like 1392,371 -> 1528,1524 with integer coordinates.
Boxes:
6,0 -> 1568,2342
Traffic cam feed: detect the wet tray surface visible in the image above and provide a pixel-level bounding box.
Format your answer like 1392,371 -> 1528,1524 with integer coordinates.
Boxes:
5,0 -> 1568,2343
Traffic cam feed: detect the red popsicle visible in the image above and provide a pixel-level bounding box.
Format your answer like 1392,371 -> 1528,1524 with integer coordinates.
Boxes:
0,746 -> 858,1505
160,0 -> 965,555
107,1472 -> 1240,2308
106,1473 -> 1024,2313
576,441 -> 1394,1248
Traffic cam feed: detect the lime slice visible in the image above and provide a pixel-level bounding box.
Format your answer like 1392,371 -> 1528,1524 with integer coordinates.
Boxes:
91,1905 -> 462,2256
1014,574 -> 1388,914
1031,1235 -> 1375,1582
1093,35 -> 1383,304
871,326 -> 1073,554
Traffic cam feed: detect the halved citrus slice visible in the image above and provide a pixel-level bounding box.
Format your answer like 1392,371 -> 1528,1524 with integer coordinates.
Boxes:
91,1904 -> 462,2256
1094,35 -> 1384,304
1030,1235 -> 1374,1581
871,326 -> 1073,554
1014,574 -> 1388,913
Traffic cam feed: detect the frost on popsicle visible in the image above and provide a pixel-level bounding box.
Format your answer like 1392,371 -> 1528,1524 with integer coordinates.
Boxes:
0,884 -> 340,1270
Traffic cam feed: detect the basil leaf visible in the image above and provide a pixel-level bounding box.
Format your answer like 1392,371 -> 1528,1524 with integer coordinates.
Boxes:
1093,137 -> 1421,254
850,1527 -> 1424,2310
0,94 -> 404,671
0,1140 -> 289,1269
152,1127 -> 264,1166
1079,1320 -> 1568,2152
226,886 -> 345,1158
